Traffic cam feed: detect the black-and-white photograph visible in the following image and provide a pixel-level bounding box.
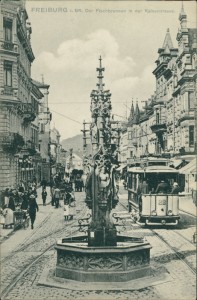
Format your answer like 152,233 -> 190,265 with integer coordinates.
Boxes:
0,0 -> 196,299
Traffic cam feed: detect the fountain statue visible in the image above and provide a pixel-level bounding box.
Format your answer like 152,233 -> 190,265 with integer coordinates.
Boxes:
53,57 -> 152,284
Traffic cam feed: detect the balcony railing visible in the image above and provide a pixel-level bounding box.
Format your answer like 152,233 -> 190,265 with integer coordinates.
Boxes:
1,40 -> 18,52
1,132 -> 24,154
23,103 -> 36,123
1,86 -> 18,97
22,140 -> 38,156
150,122 -> 167,134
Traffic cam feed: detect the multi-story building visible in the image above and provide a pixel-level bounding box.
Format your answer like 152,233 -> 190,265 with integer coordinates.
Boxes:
0,0 -> 44,191
127,6 -> 196,192
50,126 -> 61,176
33,79 -> 52,184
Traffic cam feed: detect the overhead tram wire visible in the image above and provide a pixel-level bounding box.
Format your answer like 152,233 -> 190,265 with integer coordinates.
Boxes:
50,109 -> 82,125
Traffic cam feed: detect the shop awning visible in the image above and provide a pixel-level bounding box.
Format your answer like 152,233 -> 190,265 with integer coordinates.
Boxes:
179,158 -> 197,174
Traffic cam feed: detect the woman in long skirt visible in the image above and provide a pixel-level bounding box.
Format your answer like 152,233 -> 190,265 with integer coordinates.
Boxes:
0,208 -> 5,227
3,206 -> 14,228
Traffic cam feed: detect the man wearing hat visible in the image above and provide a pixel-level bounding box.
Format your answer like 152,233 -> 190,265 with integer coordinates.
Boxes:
28,194 -> 39,229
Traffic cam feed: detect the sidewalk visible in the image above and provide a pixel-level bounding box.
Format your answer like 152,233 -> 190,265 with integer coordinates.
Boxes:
0,186 -> 52,243
179,194 -> 196,216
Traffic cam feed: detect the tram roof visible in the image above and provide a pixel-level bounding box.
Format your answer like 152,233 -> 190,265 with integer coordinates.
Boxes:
128,165 -> 178,173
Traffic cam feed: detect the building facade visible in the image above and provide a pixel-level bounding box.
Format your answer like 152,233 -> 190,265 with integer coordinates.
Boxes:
127,7 -> 196,192
0,0 -> 44,191
50,127 -> 61,176
33,79 -> 52,184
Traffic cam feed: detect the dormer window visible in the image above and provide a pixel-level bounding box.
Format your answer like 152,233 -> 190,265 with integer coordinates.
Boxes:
3,18 -> 12,42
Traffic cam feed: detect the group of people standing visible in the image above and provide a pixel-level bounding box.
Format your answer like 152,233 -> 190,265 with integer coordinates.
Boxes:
0,181 -> 39,230
50,176 -> 76,220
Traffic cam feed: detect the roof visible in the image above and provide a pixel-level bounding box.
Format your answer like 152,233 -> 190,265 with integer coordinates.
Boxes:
128,165 -> 178,174
162,28 -> 174,49
179,158 -> 196,174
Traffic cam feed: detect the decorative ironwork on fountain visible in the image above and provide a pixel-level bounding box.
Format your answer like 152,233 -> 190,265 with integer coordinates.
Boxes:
83,56 -> 121,247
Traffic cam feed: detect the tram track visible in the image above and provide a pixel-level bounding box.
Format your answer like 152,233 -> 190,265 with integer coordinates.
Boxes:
1,198 -> 89,299
151,229 -> 196,275
118,200 -> 196,275
1,226 -> 81,300
1,202 -> 89,263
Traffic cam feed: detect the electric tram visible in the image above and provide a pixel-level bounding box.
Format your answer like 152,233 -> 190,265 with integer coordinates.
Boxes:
127,156 -> 180,225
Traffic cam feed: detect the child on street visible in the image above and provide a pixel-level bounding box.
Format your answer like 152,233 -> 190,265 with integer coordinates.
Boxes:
42,189 -> 47,206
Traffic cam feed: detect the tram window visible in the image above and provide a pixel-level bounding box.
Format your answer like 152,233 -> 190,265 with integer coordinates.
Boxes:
148,162 -> 166,166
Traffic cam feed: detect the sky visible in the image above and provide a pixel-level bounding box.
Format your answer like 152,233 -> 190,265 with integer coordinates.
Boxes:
26,0 -> 196,141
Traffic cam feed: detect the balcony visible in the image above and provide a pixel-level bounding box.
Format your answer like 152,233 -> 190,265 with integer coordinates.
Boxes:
0,86 -> 18,97
22,140 -> 38,156
23,103 -> 36,123
1,132 -> 24,154
150,122 -> 167,134
1,40 -> 18,53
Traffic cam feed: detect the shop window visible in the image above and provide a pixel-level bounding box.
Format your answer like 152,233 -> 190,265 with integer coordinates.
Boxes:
189,126 -> 194,147
4,61 -> 12,86
3,18 -> 12,42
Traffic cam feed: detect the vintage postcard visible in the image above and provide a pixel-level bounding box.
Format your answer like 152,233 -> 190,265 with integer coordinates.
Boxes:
0,0 -> 196,300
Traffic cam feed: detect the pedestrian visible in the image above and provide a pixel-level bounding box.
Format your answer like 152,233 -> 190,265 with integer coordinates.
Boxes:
63,195 -> 70,221
42,189 -> 47,206
0,208 -> 5,227
28,194 -> 39,229
63,191 -> 73,220
18,183 -> 25,193
41,177 -> 47,191
12,189 -> 20,206
8,194 -> 15,212
4,188 -> 10,207
32,185 -> 37,198
53,186 -> 61,208
69,192 -> 76,220
21,192 -> 29,210
3,205 -> 14,229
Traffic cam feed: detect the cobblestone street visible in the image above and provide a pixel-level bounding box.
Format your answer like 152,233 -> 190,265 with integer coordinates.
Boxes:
0,186 -> 196,300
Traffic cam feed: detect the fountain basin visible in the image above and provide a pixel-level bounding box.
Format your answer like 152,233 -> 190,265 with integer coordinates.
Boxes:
55,235 -> 151,282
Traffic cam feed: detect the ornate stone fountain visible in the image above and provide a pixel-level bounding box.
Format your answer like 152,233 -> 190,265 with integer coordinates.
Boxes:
54,57 -> 152,284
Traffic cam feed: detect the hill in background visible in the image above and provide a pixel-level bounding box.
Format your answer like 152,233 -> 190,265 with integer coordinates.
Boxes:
61,134 -> 83,158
